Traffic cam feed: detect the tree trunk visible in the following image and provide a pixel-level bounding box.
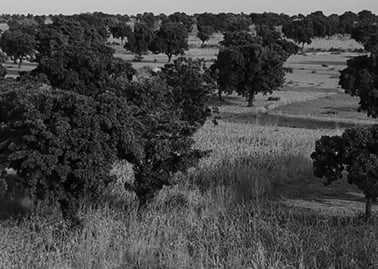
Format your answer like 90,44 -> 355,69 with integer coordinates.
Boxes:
218,89 -> 224,102
167,53 -> 172,63
301,42 -> 305,51
366,197 -> 373,218
18,58 -> 22,69
247,92 -> 255,107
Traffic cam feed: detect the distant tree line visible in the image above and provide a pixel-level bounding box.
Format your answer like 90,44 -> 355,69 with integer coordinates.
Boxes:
1,9 -> 378,68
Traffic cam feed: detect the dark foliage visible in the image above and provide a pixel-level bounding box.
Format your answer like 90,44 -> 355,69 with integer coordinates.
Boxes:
158,57 -> 213,129
166,12 -> 194,33
0,29 -> 36,67
282,18 -> 314,49
31,42 -> 135,96
197,25 -> 214,45
226,15 -> 251,32
34,17 -> 107,61
250,12 -> 290,27
149,22 -> 189,62
0,82 -> 142,222
108,73 -> 211,204
109,23 -> 132,44
124,22 -> 154,56
213,30 -> 291,106
339,53 -> 378,117
351,24 -> 378,52
312,126 -> 378,217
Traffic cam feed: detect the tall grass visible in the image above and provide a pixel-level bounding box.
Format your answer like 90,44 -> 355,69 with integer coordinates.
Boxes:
1,121 -> 377,269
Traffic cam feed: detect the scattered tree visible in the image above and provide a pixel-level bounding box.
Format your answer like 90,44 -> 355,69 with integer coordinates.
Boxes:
197,25 -> 214,45
312,127 -> 378,218
124,22 -> 154,56
109,23 -> 132,44
282,18 -> 314,49
0,30 -> 36,68
166,12 -> 194,33
213,32 -> 286,106
149,22 -> 189,62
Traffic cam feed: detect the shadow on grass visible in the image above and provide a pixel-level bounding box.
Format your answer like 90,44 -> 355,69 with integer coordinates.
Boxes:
190,151 -> 369,218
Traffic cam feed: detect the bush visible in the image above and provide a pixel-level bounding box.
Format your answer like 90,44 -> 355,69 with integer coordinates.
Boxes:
108,73 -> 211,204
159,57 -> 212,129
0,82 -> 142,223
311,126 -> 378,217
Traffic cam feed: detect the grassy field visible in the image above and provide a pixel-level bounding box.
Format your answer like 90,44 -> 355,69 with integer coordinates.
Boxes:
3,34 -> 378,268
2,117 -> 378,268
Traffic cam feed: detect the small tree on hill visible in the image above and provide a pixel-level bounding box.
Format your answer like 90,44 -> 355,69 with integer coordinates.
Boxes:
197,25 -> 214,45
124,22 -> 154,57
149,22 -> 189,62
0,30 -> 36,68
282,18 -> 314,50
109,23 -> 132,44
166,12 -> 194,33
212,31 -> 287,106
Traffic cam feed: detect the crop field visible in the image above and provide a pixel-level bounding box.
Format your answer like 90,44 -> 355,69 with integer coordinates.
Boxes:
2,15 -> 378,268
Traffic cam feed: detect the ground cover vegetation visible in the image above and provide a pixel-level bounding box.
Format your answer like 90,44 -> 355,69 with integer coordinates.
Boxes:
1,9 -> 378,269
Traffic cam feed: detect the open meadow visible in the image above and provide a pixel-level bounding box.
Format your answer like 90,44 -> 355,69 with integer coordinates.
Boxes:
2,26 -> 378,269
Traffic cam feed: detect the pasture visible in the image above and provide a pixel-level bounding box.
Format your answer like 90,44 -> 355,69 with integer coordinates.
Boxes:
2,32 -> 378,268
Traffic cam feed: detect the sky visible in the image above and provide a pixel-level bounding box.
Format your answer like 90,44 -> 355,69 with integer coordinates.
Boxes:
1,0 -> 378,16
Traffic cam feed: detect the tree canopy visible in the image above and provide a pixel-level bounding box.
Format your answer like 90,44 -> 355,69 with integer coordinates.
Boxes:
282,18 -> 314,49
213,31 -> 288,106
149,22 -> 189,62
213,29 -> 295,106
124,22 -> 154,56
0,29 -> 36,67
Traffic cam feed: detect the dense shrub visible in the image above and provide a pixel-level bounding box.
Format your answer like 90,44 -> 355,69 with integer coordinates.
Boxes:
31,42 -> 135,96
339,53 -> 378,117
108,71 -> 211,204
0,82 -> 142,223
158,57 -> 212,129
312,126 -> 378,217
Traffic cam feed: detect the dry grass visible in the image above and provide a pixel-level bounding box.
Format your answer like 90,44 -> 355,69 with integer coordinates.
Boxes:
273,93 -> 378,125
3,116 -> 378,268
303,35 -> 363,52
